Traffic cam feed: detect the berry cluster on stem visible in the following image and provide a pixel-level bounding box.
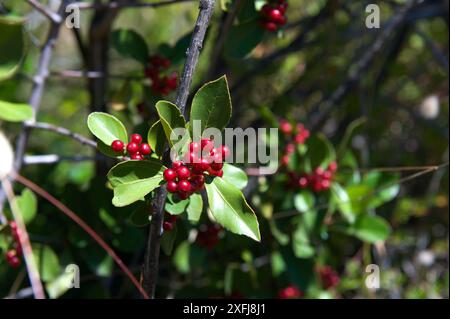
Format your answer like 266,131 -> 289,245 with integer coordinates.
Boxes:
279,119 -> 310,167
144,55 -> 178,95
196,224 -> 223,250
4,221 -> 22,268
318,265 -> 340,289
110,133 -> 152,160
277,285 -> 303,299
260,0 -> 288,32
289,162 -> 338,193
163,138 -> 230,200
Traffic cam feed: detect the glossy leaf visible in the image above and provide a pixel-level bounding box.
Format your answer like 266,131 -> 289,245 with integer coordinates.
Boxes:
165,193 -> 189,215
155,101 -> 187,147
147,120 -> 166,157
87,112 -> 128,146
16,188 -> 37,225
187,193 -> 203,222
111,29 -> 149,64
205,178 -> 260,241
222,163 -> 248,190
0,101 -> 32,122
331,183 -> 355,224
190,76 -> 232,135
0,16 -> 25,81
349,215 -> 391,243
294,190 -> 315,213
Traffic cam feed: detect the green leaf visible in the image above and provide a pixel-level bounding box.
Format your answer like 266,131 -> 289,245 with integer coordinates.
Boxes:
337,117 -> 366,160
187,193 -> 203,222
331,183 -> 355,224
0,101 -> 32,122
349,215 -> 391,243
304,133 -> 336,170
161,225 -> 178,255
87,112 -> 128,146
173,241 -> 190,274
190,76 -> 232,135
159,32 -> 192,64
155,101 -> 187,147
0,16 -> 25,81
129,203 -> 151,227
293,190 -> 315,213
16,188 -> 37,224
224,20 -> 264,59
45,271 -> 73,299
292,224 -> 315,259
147,120 -> 166,157
111,29 -> 149,64
33,245 -> 61,282
205,178 -> 260,241
165,193 -> 189,215
107,160 -> 165,207
222,163 -> 248,190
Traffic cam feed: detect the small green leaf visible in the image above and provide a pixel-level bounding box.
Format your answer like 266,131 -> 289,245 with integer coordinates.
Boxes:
205,178 -> 260,241
87,112 -> 128,146
187,193 -> 203,222
349,215 -> 391,243
0,101 -> 32,122
294,190 -> 315,213
173,241 -> 190,274
222,163 -> 248,190
304,134 -> 336,170
33,245 -> 61,282
155,101 -> 187,147
147,120 -> 166,157
0,16 -> 26,81
165,193 -> 189,215
292,224 -> 315,259
16,188 -> 37,224
337,117 -> 366,160
331,183 -> 355,224
224,20 -> 264,59
190,76 -> 232,135
161,225 -> 178,255
45,271 -> 73,299
111,29 -> 149,64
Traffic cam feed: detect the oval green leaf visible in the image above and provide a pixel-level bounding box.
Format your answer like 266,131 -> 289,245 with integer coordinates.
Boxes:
0,101 -> 32,122
87,112 -> 128,146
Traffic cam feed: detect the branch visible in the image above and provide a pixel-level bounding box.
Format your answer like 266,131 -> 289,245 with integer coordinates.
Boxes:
26,0 -> 62,24
73,0 -> 194,10
12,173 -> 149,299
307,0 -> 419,130
27,122 -> 97,148
142,0 -> 216,298
23,155 -> 99,165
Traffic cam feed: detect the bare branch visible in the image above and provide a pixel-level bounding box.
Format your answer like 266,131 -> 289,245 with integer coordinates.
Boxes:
23,155 -> 98,165
26,0 -> 62,24
142,0 -> 216,298
27,122 -> 97,148
73,0 -> 194,10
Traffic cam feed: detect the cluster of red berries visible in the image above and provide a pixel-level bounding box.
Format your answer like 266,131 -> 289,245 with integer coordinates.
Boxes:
260,0 -> 288,32
144,55 -> 178,95
318,265 -> 340,289
163,213 -> 178,232
196,224 -> 223,250
4,221 -> 22,268
280,120 -> 311,166
163,138 -> 230,200
110,133 -> 152,160
277,285 -> 303,299
288,162 -> 338,193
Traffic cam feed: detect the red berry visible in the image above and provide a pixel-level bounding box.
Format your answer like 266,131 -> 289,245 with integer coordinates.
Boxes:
177,166 -> 191,180
163,222 -> 174,231
139,143 -> 151,155
178,180 -> 192,192
315,167 -> 325,176
189,142 -> 201,154
190,175 -> 205,190
164,169 -> 177,181
268,9 -> 283,23
167,72 -> 178,90
263,21 -> 278,32
281,155 -> 290,166
178,191 -> 189,200
328,161 -> 338,172
127,142 -> 139,154
111,140 -> 124,153
321,179 -> 331,190
184,151 -> 200,165
261,4 -> 272,16
323,170 -> 333,180
5,250 -> 20,268
285,143 -> 295,154
166,181 -> 178,193
144,66 -> 159,79
299,177 -> 309,188
131,134 -> 143,144
278,285 -> 302,299
201,138 -> 214,151
210,161 -> 224,171
219,145 -> 230,159
130,153 -> 143,160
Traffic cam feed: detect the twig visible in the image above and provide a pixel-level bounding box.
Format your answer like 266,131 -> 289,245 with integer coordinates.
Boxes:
49,70 -> 146,80
308,0 -> 419,130
23,155 -> 98,165
142,0 -> 216,298
27,122 -> 97,148
73,0 -> 194,10
1,178 -> 45,299
4,287 -> 34,299
12,173 -> 149,299
26,0 -> 62,24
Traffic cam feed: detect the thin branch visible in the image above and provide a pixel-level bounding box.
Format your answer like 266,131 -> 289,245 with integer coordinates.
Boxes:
308,0 -> 419,130
1,178 -> 45,299
23,155 -> 98,165
12,173 -> 149,299
27,122 -> 97,148
26,0 -> 62,24
142,0 -> 216,298
73,0 -> 194,10
49,70 -> 146,80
